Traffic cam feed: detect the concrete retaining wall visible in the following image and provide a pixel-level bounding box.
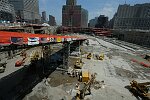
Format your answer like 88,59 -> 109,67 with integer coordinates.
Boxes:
113,30 -> 150,47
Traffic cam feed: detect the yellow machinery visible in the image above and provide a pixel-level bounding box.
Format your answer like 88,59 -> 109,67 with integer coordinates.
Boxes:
75,59 -> 83,68
129,80 -> 150,99
30,51 -> 40,62
76,73 -> 96,99
99,53 -> 104,60
87,53 -> 92,59
82,71 -> 90,82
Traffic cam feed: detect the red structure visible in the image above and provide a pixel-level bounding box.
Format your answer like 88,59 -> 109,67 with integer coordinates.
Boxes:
0,31 -> 85,46
61,27 -> 112,36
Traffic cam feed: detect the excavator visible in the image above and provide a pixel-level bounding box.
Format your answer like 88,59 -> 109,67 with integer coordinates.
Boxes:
75,73 -> 96,99
95,53 -> 104,60
87,53 -> 92,59
129,80 -> 150,100
99,53 -> 104,60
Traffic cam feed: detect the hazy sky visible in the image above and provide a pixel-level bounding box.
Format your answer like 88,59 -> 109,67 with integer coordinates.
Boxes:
39,0 -> 150,24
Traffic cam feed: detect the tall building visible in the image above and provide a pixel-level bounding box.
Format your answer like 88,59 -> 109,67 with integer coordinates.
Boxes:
8,0 -> 40,23
114,3 -> 150,30
81,8 -> 88,27
95,15 -> 108,28
66,0 -> 77,5
42,11 -> 47,23
48,15 -> 56,26
0,0 -> 15,22
89,17 -> 98,28
109,13 -> 117,29
62,0 -> 88,27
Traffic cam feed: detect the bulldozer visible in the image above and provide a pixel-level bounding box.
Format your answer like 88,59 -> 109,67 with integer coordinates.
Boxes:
129,80 -> 150,100
87,53 -> 92,59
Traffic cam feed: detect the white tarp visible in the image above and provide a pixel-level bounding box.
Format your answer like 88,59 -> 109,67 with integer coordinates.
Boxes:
66,38 -> 71,41
28,37 -> 39,45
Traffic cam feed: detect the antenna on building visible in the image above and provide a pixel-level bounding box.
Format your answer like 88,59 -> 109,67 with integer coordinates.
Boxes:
125,0 -> 126,4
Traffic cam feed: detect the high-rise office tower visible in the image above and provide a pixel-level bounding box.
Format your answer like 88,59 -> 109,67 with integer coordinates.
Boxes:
81,8 -> 88,27
95,15 -> 108,28
8,0 -> 40,23
66,0 -> 77,5
0,0 -> 15,22
42,11 -> 47,23
48,15 -> 56,26
89,17 -> 98,28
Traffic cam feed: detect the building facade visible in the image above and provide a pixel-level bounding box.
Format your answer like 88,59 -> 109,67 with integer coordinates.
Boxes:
95,15 -> 108,28
81,8 -> 88,27
114,3 -> 150,30
48,15 -> 56,26
8,0 -> 40,23
66,0 -> 77,5
42,11 -> 47,23
89,17 -> 98,28
0,0 -> 15,22
62,0 -> 88,27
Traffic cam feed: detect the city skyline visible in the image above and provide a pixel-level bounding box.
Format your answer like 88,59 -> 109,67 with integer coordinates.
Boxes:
39,0 -> 149,25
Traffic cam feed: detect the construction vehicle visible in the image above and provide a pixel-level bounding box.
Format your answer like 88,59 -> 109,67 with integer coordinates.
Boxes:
76,73 -> 96,99
15,59 -> 25,67
99,53 -> 104,60
0,62 -> 7,73
30,51 -> 40,62
74,59 -> 83,69
129,80 -> 150,100
15,51 -> 27,67
144,54 -> 150,62
87,53 -> 92,59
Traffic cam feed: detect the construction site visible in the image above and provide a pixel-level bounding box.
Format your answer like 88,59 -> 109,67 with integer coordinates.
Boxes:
0,30 -> 150,100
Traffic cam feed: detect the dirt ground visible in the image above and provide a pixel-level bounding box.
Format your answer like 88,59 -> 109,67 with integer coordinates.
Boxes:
48,71 -> 78,87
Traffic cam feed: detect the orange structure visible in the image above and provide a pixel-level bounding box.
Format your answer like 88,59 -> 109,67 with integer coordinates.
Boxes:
0,31 -> 85,46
